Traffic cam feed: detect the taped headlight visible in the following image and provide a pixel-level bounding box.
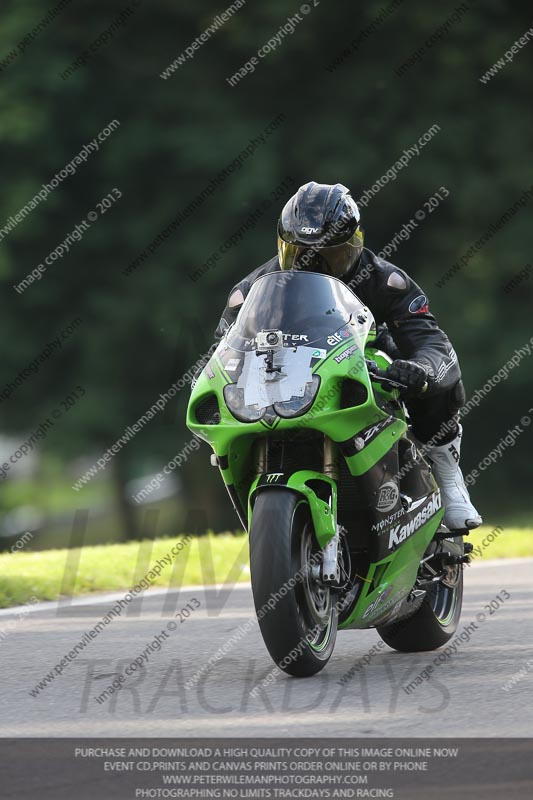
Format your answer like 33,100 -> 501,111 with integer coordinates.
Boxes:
223,384 -> 265,422
274,375 -> 321,418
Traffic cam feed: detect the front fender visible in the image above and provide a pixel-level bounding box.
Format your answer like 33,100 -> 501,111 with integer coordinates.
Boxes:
248,470 -> 337,548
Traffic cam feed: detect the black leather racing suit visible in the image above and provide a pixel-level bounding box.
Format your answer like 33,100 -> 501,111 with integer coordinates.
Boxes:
212,248 -> 464,445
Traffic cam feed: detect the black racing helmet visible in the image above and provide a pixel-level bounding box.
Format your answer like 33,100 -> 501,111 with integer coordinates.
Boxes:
277,181 -> 364,279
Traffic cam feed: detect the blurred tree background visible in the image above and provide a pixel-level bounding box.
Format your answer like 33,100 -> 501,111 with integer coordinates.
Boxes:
0,0 -> 531,549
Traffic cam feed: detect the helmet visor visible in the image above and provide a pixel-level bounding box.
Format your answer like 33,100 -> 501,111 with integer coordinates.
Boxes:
278,230 -> 363,279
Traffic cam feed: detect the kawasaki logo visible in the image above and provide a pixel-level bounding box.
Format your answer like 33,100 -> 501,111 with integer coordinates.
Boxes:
388,491 -> 442,548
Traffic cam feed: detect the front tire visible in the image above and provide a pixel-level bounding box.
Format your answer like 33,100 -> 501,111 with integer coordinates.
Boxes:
377,537 -> 464,652
249,489 -> 337,677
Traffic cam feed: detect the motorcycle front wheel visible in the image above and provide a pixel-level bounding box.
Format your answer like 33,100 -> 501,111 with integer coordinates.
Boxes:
249,489 -> 337,677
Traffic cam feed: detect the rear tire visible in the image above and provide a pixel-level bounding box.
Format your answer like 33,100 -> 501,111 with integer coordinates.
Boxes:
377,537 -> 464,652
249,489 -> 337,677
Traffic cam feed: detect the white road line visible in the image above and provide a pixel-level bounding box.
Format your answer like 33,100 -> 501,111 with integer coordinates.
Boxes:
0,582 -> 251,618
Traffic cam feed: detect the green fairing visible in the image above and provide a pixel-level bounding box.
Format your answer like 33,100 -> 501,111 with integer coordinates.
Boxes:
339,511 -> 443,629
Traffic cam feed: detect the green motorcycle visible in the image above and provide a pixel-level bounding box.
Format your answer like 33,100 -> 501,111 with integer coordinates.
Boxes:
187,271 -> 469,676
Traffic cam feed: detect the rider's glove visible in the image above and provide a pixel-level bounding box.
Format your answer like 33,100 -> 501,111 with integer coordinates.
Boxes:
385,359 -> 431,398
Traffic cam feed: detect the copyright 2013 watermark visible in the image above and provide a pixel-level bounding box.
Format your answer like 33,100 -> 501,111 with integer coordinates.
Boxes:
226,2 -> 320,87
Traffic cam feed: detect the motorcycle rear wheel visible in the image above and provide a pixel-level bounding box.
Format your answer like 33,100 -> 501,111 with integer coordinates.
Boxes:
377,536 -> 464,652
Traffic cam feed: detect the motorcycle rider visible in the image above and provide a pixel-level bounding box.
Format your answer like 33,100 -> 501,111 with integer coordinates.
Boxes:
211,181 -> 482,530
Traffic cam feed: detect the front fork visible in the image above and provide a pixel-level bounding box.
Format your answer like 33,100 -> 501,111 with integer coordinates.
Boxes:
319,436 -> 341,583
249,435 -> 342,583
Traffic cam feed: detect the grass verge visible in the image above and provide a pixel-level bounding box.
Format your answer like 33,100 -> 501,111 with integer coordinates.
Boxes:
0,533 -> 249,609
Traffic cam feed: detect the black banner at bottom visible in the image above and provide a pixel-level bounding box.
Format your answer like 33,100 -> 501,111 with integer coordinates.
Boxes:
1,738 -> 532,799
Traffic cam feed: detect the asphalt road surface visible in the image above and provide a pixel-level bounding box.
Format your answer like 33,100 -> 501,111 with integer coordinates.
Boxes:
1,558 -> 532,737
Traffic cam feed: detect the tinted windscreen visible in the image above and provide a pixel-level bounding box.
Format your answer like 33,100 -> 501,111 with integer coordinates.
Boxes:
226,271 -> 367,350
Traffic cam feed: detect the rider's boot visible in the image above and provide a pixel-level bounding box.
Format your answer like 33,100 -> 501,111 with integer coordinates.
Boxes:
425,425 -> 482,530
